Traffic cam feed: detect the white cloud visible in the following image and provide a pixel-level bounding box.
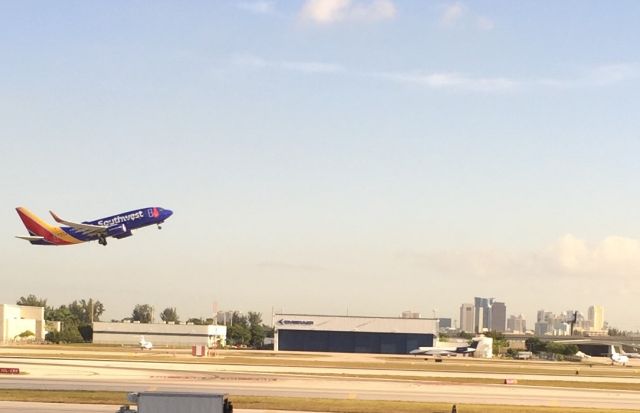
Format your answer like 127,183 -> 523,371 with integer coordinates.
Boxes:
300,0 -> 396,24
538,63 -> 639,89
379,71 -> 519,93
230,54 -> 637,94
440,2 -> 466,27
404,234 -> 640,284
237,1 -> 275,15
587,63 -> 639,86
549,234 -> 640,277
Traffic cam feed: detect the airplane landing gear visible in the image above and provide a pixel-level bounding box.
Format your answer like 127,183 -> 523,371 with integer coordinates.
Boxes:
157,224 -> 162,230
98,235 -> 107,246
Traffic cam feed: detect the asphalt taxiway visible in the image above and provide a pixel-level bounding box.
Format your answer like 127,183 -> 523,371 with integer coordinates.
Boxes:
1,350 -> 640,410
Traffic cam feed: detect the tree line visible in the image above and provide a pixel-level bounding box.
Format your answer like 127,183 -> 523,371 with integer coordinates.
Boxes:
16,294 -> 273,347
17,294 -> 104,343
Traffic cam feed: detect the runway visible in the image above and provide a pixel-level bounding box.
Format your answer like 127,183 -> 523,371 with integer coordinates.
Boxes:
1,352 -> 640,409
0,401 -> 308,413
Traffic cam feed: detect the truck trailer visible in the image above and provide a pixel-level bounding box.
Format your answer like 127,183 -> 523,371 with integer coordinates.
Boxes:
120,391 -> 233,413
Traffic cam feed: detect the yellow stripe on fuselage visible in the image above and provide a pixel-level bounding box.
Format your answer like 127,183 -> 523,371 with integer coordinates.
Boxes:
50,226 -> 83,244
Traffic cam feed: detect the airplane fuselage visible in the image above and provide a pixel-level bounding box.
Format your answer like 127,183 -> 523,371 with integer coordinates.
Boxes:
16,207 -> 173,246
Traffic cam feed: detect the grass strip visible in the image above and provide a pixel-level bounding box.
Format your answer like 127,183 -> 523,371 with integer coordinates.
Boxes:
0,390 -> 636,413
300,372 -> 640,391
0,389 -> 128,404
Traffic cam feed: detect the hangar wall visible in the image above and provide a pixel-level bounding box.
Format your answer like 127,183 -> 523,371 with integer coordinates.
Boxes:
93,322 -> 227,348
274,314 -> 437,354
0,304 -> 45,344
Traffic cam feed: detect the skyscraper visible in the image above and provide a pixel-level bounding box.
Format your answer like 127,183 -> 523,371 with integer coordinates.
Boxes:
460,303 -> 475,333
474,297 -> 495,333
507,315 -> 526,333
588,305 -> 604,331
491,302 -> 507,332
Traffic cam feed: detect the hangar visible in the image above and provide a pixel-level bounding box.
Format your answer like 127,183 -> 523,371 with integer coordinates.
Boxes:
274,313 -> 437,354
93,322 -> 227,348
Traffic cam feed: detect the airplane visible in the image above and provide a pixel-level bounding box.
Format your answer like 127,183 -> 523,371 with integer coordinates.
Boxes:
410,345 -> 476,357
610,345 -> 629,366
15,206 -> 173,246
139,336 -> 153,350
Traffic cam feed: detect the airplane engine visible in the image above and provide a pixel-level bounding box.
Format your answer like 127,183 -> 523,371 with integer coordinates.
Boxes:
107,224 -> 131,238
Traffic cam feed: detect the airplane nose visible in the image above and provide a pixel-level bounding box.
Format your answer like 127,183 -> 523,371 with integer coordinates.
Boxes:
164,209 -> 173,219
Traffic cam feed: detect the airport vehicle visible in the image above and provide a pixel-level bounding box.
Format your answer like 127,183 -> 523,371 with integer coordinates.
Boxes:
139,336 -> 153,350
610,345 -> 629,366
515,351 -> 533,360
15,206 -> 172,246
122,391 -> 233,413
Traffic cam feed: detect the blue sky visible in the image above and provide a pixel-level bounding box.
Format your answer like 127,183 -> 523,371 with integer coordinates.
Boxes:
3,1 -> 640,329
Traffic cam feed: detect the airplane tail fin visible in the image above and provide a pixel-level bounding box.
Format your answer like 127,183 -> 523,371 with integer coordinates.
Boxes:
15,207 -> 55,240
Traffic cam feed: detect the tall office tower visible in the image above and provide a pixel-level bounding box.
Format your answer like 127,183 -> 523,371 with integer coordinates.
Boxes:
588,305 -> 604,331
460,303 -> 475,333
534,321 -> 551,336
474,297 -> 495,333
490,302 -> 507,332
507,314 -> 527,333
476,307 -> 484,332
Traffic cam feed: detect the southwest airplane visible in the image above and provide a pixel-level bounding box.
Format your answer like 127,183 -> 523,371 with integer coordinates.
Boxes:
15,207 -> 173,246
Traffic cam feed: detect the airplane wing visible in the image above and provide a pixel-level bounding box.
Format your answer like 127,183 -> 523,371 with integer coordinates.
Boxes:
49,210 -> 107,235
15,235 -> 46,242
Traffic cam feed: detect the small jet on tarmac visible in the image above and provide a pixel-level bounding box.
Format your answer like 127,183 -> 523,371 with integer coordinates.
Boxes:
139,336 -> 153,350
610,345 -> 629,366
410,345 -> 476,357
15,206 -> 173,246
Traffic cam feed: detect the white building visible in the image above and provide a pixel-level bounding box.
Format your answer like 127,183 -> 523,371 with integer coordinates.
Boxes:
0,304 -> 46,344
93,322 -> 227,348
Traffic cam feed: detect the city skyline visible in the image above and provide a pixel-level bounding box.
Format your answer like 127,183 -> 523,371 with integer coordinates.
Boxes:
3,1 -> 640,329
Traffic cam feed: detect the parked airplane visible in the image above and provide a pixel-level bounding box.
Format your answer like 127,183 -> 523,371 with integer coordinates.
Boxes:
410,345 -> 476,357
610,345 -> 629,366
15,206 -> 173,246
139,336 -> 153,350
